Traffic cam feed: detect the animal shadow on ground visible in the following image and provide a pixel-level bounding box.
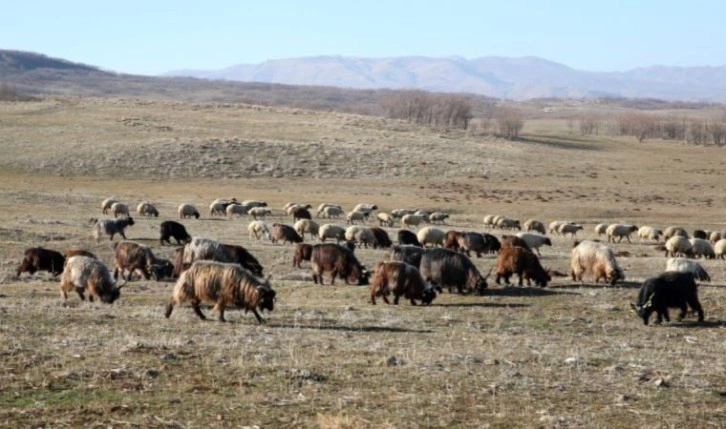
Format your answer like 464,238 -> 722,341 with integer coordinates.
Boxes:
433,302 -> 530,309
485,287 -> 577,297
271,322 -> 434,334
550,280 -> 641,290
664,320 -> 726,329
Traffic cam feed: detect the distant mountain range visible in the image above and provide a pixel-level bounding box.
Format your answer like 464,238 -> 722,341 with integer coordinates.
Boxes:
166,55 -> 726,102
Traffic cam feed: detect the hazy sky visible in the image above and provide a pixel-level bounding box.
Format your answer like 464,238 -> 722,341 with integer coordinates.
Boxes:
4,1 -> 725,75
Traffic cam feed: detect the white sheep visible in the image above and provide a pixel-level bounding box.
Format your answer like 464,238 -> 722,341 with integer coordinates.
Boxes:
688,238 -> 715,259
345,226 -> 378,248
594,223 -> 609,237
295,219 -> 320,240
549,220 -> 575,235
709,231 -> 723,243
226,203 -> 252,218
136,201 -> 159,217
346,210 -> 368,225
321,206 -> 344,219
429,212 -> 450,225
714,239 -> 726,260
241,200 -> 267,208
416,226 -> 445,248
402,214 -> 427,229
111,202 -> 130,219
605,224 -> 639,243
316,203 -> 342,217
318,224 -> 347,243
665,257 -> 711,282
376,212 -> 395,227
178,203 -> 200,219
515,232 -> 552,256
663,226 -> 689,240
248,220 -> 271,241
483,215 -> 499,228
664,235 -> 693,258
523,219 -> 546,235
391,209 -> 416,219
558,223 -> 583,237
637,226 -> 662,243
209,202 -> 227,216
101,197 -> 119,215
352,203 -> 378,216
248,207 -> 272,220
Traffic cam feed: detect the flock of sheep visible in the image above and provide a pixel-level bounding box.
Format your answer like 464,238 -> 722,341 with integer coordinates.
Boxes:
13,196 -> 719,326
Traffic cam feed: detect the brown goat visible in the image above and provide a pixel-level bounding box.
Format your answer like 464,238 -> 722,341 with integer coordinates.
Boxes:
16,247 -> 65,277
292,243 -> 313,268
495,246 -> 550,287
369,261 -> 439,305
164,261 -> 275,323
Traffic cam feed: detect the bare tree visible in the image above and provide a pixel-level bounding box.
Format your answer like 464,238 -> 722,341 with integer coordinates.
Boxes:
495,106 -> 524,140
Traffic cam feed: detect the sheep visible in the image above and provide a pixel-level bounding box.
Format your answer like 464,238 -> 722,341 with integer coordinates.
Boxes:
369,261 -> 439,305
292,243 -> 314,268
550,220 -> 576,235
345,226 -> 378,249
160,220 -> 191,246
665,258 -> 711,282
60,256 -> 123,303
136,201 -> 159,217
688,238 -> 715,259
570,240 -> 624,286
637,226 -> 662,243
428,212 -> 450,225
664,235 -> 693,258
317,203 -> 343,217
111,202 -> 130,219
523,219 -> 546,235
294,219 -> 320,240
515,232 -> 552,256
321,206 -> 344,219
164,261 -> 275,323
483,215 -> 498,229
631,271 -> 704,325
248,220 -> 271,241
209,202 -> 226,216
226,203 -> 253,218
715,239 -> 726,260
285,203 -> 312,216
248,207 -> 272,220
594,223 -> 609,237
376,212 -> 395,227
496,217 -> 521,230
663,226 -> 689,240
402,214 -> 427,229
271,223 -> 303,244
92,218 -> 135,241
416,226 -> 446,248
558,223 -> 584,237
709,231 -> 723,244
318,224 -> 347,243
101,197 -> 119,214
240,200 -> 267,208
346,210 -> 368,225
178,203 -> 200,219
606,224 -> 639,243
352,203 -> 378,216
391,209 -> 416,219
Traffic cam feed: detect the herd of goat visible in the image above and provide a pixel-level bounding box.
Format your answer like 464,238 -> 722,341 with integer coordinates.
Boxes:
13,197 -> 717,326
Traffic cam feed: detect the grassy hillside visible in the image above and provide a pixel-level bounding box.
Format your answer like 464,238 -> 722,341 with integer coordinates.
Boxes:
0,96 -> 724,428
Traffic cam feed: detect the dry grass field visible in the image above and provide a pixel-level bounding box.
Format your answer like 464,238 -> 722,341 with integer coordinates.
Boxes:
0,97 -> 724,428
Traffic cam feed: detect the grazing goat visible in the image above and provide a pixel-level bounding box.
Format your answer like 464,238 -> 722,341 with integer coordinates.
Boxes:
570,240 -> 624,286
165,261 -> 275,323
310,243 -> 369,285
92,218 -> 135,241
60,256 -> 123,303
159,220 -> 191,246
419,248 -> 489,294
271,223 -> 303,244
369,261 -> 440,305
495,246 -> 550,287
631,271 -> 704,325
16,247 -> 65,277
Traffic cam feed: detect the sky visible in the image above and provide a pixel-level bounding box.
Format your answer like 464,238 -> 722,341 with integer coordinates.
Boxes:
4,1 -> 726,76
